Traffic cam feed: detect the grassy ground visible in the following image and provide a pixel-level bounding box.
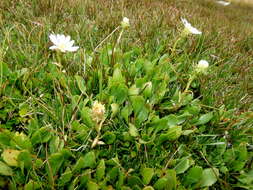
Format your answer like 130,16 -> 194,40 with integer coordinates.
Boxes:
0,0 -> 252,189
1,0 -> 253,110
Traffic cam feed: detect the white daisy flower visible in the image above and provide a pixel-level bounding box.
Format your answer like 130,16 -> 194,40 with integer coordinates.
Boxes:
49,34 -> 79,53
181,18 -> 202,35
121,17 -> 130,28
216,1 -> 231,6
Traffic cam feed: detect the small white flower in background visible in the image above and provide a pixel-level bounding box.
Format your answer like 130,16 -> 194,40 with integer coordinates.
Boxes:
216,1 -> 231,6
196,60 -> 209,73
181,18 -> 202,35
49,34 -> 79,53
198,60 -> 209,69
121,17 -> 130,29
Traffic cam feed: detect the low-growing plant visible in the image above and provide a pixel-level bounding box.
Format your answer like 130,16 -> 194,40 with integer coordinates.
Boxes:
0,15 -> 252,189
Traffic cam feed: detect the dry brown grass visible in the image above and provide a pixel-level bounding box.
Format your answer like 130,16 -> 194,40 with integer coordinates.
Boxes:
231,0 -> 253,5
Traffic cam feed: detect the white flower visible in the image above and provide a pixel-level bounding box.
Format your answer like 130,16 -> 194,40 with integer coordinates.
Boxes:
196,60 -> 209,73
181,18 -> 202,35
49,34 -> 79,53
121,17 -> 130,28
198,60 -> 209,69
216,1 -> 231,6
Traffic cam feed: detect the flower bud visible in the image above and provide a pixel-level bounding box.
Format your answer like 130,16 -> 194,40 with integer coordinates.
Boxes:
121,17 -> 130,29
196,60 -> 209,73
91,101 -> 105,123
143,82 -> 152,98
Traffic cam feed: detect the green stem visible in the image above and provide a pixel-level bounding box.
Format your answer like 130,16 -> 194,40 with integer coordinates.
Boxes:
98,69 -> 103,100
171,37 -> 182,56
184,75 -> 196,93
55,52 -> 62,68
0,62 -> 2,92
115,29 -> 124,49
94,26 -> 120,53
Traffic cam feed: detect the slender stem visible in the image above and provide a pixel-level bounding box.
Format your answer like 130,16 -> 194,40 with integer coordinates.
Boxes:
171,37 -> 182,56
55,52 -> 62,67
183,75 -> 196,93
0,61 -> 2,92
115,29 -> 124,49
94,26 -> 120,52
111,29 -> 124,66
99,69 -> 103,100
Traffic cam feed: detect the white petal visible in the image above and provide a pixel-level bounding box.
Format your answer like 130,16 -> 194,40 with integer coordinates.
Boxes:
181,18 -> 190,27
59,34 -> 66,43
66,40 -> 75,47
217,1 -> 230,6
190,27 -> 202,35
66,46 -> 79,52
65,35 -> 71,42
49,34 -> 58,45
49,45 -> 58,50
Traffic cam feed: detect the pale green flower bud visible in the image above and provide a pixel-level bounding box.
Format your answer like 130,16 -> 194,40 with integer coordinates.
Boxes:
121,17 -> 130,29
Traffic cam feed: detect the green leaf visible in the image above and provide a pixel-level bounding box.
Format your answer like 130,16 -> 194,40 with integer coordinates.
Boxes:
108,167 -> 119,182
129,123 -> 139,137
87,180 -> 99,190
143,186 -> 154,190
110,84 -> 128,104
81,107 -> 94,128
2,149 -> 21,167
141,168 -> 154,185
154,177 -> 169,190
31,126 -> 52,145
49,136 -> 64,154
131,96 -> 149,124
174,157 -> 191,174
47,152 -> 64,176
0,161 -> 13,176
166,115 -> 179,127
11,132 -> 32,151
96,159 -> 105,181
75,75 -> 86,93
83,151 -> 96,169
199,168 -> 219,187
18,151 -> 33,170
0,129 -> 12,146
184,166 -> 203,186
102,131 -> 116,144
80,170 -> 91,187
58,167 -> 72,186
0,62 -> 11,76
121,104 -> 133,122
158,126 -> 182,144
24,180 -> 40,190
127,176 -> 143,187
166,169 -> 177,190
116,169 -> 125,187
73,157 -> 85,173
195,112 -> 213,126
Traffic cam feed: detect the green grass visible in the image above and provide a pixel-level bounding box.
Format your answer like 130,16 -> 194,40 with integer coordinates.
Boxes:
0,0 -> 252,189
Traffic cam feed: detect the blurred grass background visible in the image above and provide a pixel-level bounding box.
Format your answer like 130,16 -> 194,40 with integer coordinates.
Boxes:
0,0 -> 252,111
